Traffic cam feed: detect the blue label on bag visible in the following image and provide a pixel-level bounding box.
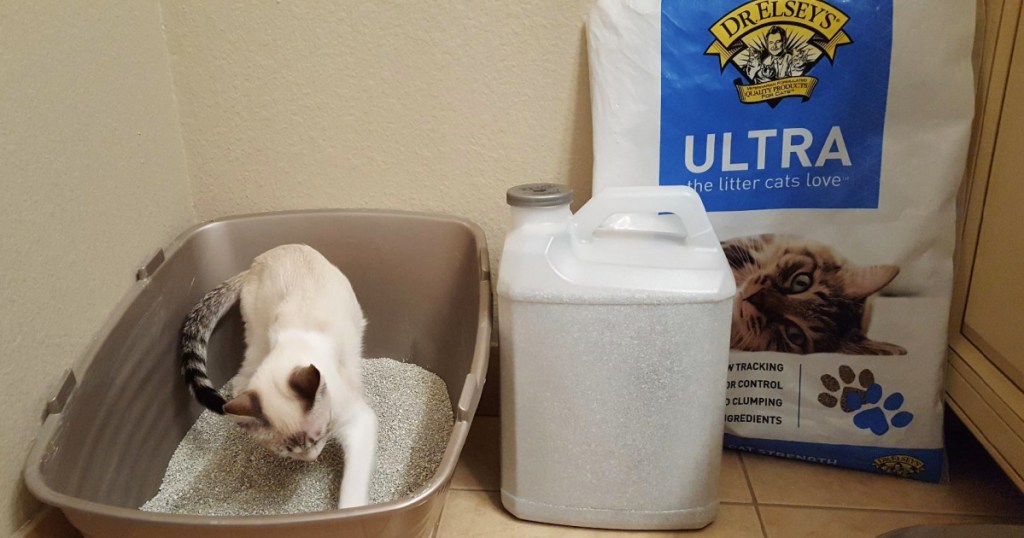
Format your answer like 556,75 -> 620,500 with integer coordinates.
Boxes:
660,0 -> 893,212
725,434 -> 943,482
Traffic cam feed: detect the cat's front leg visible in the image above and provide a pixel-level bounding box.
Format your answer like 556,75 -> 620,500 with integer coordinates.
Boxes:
336,401 -> 378,509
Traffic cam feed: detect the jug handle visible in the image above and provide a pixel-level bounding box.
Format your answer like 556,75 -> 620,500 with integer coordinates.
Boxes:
570,186 -> 717,248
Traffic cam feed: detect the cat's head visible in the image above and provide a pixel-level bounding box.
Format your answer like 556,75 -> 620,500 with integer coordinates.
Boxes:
223,364 -> 331,461
722,234 -> 906,356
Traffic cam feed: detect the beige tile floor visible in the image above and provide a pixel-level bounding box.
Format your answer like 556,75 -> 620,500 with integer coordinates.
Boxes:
440,415 -> 1024,537
29,412 -> 1024,538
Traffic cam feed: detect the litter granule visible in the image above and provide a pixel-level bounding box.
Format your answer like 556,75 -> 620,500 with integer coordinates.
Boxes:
140,358 -> 453,516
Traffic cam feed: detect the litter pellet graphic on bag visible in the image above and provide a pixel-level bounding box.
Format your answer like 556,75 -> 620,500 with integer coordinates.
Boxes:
587,0 -> 976,481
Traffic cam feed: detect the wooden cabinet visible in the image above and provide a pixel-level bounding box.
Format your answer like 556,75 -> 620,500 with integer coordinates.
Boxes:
947,0 -> 1024,493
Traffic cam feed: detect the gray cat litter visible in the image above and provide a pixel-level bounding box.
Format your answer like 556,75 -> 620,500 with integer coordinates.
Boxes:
140,358 -> 453,516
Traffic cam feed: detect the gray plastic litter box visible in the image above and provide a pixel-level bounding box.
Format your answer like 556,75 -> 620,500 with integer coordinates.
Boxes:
23,210 -> 491,538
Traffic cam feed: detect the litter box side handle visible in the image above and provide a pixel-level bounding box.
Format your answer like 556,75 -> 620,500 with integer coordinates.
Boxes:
570,186 -> 718,249
23,411 -> 68,509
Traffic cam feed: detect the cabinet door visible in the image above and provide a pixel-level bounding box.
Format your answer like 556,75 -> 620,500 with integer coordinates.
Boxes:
962,7 -> 1024,392
946,0 -> 1024,494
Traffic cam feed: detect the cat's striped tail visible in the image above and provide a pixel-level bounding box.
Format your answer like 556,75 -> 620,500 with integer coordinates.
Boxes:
180,271 -> 248,414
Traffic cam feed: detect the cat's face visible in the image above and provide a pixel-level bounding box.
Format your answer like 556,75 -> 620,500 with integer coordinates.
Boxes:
224,364 -> 331,461
722,234 -> 906,355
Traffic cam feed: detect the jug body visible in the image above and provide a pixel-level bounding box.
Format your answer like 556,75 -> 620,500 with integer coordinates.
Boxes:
497,184 -> 735,530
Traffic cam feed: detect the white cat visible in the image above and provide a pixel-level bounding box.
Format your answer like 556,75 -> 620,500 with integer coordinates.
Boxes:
180,244 -> 378,508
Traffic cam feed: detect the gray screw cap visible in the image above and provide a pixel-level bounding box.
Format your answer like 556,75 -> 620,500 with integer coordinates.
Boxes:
507,183 -> 574,208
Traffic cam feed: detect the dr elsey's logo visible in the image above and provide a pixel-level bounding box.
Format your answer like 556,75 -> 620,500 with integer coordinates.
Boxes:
705,0 -> 853,106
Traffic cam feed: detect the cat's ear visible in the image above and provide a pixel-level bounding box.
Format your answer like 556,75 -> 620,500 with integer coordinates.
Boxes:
289,364 -> 321,411
844,265 -> 900,299
839,338 -> 908,356
223,390 -> 263,419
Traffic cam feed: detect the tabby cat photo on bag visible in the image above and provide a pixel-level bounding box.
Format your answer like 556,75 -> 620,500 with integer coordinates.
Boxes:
721,234 -> 906,356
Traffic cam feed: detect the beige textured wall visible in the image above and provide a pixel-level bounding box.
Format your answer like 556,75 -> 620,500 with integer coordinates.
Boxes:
161,0 -> 595,258
0,2 -> 194,535
5,1 -> 595,532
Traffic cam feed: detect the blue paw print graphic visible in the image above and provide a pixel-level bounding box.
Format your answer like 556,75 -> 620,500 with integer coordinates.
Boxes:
846,385 -> 914,435
818,366 -> 914,436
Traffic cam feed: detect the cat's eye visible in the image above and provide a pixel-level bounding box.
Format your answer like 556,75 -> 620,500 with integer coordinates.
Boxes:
784,324 -> 807,347
789,272 -> 813,294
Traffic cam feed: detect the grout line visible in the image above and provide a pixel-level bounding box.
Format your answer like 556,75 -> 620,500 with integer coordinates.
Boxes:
736,453 -> 760,503
449,485 -> 499,492
753,502 -> 1024,520
737,453 -> 770,538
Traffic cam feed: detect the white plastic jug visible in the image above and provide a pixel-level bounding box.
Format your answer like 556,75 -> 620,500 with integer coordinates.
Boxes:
497,184 -> 736,530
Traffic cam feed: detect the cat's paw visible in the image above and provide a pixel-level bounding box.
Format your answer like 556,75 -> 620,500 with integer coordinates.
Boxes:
817,365 -> 877,412
851,391 -> 914,436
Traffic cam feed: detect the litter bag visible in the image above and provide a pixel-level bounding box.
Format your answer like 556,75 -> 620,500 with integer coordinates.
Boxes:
587,0 -> 976,481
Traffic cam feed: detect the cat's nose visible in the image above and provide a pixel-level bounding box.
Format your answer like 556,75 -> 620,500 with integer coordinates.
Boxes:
747,288 -> 781,315
744,287 -> 766,309
746,288 -> 785,319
